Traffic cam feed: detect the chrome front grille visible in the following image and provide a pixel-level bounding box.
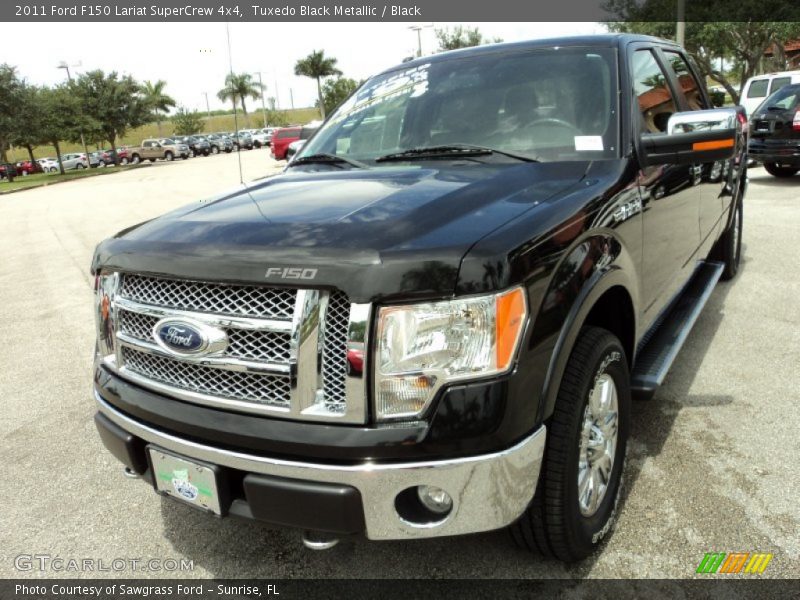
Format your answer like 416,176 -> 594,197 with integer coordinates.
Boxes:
119,274 -> 296,319
104,273 -> 369,424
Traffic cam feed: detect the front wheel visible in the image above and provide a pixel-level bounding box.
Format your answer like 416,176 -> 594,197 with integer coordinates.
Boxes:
76,163 -> 85,170
121,157 -> 130,165
211,146 -> 219,155
764,162 -> 799,178
165,151 -> 174,161
511,327 -> 630,562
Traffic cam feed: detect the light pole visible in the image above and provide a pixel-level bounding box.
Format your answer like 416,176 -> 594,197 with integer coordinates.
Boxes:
676,0 -> 685,47
202,92 -> 211,121
408,24 -> 433,57
254,72 -> 268,128
57,61 -> 91,161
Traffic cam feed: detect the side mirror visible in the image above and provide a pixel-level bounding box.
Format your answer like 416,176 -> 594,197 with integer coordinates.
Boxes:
640,107 -> 742,166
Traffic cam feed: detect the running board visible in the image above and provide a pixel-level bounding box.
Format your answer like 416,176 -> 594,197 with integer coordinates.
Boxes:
631,261 -> 724,398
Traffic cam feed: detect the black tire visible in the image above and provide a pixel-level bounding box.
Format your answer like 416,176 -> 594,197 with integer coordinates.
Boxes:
233,143 -> 240,151
49,167 -> 57,173
149,158 -> 156,163
203,150 -> 210,156
131,155 -> 141,164
211,146 -> 219,155
76,163 -> 85,170
225,148 -> 232,153
121,157 -> 130,165
511,327 -> 630,562
763,162 -> 799,178
190,149 -> 196,158
165,151 -> 174,162
712,198 -> 743,281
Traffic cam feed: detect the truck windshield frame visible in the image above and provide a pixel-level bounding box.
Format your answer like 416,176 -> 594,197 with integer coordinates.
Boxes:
299,46 -> 620,164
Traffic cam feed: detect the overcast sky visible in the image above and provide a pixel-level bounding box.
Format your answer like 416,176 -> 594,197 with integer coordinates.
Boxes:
1,22 -> 605,113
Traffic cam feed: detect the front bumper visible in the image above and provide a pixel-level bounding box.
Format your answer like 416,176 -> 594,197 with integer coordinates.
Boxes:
95,392 -> 545,540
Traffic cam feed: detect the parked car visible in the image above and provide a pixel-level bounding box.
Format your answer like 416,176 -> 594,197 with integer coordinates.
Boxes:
748,82 -> 800,177
262,127 -> 275,146
88,152 -> 106,168
59,153 -> 89,170
228,131 -> 254,151
240,128 -> 270,148
206,134 -> 234,154
285,122 -> 322,161
270,126 -> 301,160
15,160 -> 44,175
37,158 -> 59,173
740,70 -> 800,116
0,162 -> 19,180
177,135 -> 211,157
110,148 -> 132,165
92,35 -> 747,560
128,138 -> 190,163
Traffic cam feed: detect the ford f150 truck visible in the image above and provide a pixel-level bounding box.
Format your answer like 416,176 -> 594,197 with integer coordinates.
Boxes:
129,138 -> 190,163
92,35 -> 746,561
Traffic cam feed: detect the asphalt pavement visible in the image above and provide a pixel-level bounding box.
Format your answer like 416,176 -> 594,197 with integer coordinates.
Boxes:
0,153 -> 797,579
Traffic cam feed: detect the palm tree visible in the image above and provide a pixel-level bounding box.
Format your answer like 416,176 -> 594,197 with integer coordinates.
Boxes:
217,73 -> 261,126
294,50 -> 342,118
141,80 -> 176,136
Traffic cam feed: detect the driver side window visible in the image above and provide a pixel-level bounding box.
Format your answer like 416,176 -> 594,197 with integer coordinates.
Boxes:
632,50 -> 677,134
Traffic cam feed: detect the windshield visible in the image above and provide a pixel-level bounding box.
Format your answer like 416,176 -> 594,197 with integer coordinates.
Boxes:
299,46 -> 619,164
757,84 -> 800,112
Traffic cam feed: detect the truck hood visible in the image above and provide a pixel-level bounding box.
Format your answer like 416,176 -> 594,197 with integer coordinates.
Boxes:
93,162 -> 589,302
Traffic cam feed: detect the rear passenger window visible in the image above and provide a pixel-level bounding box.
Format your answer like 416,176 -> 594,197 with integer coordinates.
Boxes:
747,79 -> 769,98
632,49 -> 677,133
769,77 -> 791,94
662,51 -> 707,110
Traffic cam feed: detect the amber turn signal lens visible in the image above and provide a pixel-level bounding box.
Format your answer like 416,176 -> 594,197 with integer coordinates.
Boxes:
496,287 -> 526,371
692,138 -> 734,151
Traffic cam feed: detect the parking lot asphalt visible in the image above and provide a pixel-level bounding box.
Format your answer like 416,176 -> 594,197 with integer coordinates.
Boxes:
0,154 -> 798,579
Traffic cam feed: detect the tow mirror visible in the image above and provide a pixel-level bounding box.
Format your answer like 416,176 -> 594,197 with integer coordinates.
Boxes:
640,107 -> 742,166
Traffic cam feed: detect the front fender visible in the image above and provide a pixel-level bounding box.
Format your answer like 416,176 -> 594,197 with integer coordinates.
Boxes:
528,233 -> 638,424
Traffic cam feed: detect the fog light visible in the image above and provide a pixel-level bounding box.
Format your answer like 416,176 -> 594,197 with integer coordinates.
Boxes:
417,485 -> 452,514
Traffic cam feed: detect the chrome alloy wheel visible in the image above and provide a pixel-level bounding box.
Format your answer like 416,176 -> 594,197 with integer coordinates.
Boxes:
577,373 -> 619,516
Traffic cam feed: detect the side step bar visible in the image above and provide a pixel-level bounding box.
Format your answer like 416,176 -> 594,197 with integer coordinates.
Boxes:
631,261 -> 724,398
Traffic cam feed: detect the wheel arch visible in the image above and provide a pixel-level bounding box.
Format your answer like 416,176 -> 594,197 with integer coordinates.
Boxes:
531,235 -> 638,425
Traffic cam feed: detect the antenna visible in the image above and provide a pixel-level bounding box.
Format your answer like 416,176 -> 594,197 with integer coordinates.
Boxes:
225,21 -> 244,185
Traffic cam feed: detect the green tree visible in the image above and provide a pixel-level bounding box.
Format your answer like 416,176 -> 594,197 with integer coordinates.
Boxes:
605,1 -> 800,104
172,107 -> 204,135
36,86 -> 87,175
72,70 -> 152,165
434,26 -> 502,52
141,80 -> 176,136
0,64 -> 24,162
217,73 -> 262,126
294,50 -> 342,118
320,77 -> 360,115
8,82 -> 41,164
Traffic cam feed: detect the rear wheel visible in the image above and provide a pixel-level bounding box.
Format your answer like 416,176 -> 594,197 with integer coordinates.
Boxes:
764,162 -> 799,178
712,198 -> 743,281
511,327 -> 630,562
49,167 -> 57,173
76,163 -> 85,170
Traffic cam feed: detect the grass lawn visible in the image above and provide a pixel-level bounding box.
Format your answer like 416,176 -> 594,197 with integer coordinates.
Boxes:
0,165 -> 137,194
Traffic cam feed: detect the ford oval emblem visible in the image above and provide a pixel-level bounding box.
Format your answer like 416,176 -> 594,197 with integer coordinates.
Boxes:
152,318 -> 228,357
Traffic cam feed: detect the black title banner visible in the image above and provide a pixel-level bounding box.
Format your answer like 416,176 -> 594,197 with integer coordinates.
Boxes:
3,0 -> 800,22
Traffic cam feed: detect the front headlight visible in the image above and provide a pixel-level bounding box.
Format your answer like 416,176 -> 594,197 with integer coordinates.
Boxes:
374,287 -> 527,421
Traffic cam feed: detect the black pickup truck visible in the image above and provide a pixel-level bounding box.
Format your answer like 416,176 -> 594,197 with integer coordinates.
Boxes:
91,35 -> 747,562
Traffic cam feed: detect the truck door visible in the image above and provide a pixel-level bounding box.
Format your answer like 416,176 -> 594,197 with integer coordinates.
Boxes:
659,49 -> 723,257
631,47 -> 701,327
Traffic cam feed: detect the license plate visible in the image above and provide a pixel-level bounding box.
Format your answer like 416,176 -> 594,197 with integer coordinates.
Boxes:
148,447 -> 222,515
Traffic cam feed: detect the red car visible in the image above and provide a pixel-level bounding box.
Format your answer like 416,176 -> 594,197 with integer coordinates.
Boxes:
346,342 -> 364,375
270,127 -> 301,160
15,160 -> 44,175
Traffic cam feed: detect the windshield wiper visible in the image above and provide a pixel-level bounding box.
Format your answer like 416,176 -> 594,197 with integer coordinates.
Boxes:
375,144 -> 539,163
289,153 -> 368,169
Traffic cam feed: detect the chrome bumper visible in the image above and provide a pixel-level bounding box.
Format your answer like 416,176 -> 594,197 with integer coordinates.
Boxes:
96,393 -> 546,540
